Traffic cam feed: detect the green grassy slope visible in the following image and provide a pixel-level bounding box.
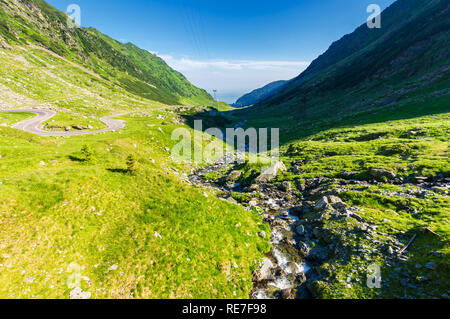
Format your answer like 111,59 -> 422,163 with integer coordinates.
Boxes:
0,0 -> 215,106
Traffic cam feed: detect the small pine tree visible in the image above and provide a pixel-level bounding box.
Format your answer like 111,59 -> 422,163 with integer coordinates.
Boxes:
81,144 -> 94,162
126,153 -> 137,173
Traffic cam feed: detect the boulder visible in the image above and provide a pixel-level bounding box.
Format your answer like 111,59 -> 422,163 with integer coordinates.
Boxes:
309,246 -> 329,262
69,287 -> 91,299
255,161 -> 287,183
425,262 -> 437,270
327,195 -> 347,210
369,168 -> 396,180
227,170 -> 242,182
253,258 -> 274,282
248,200 -> 258,208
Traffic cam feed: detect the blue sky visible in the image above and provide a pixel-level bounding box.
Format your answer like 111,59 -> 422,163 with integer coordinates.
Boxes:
47,0 -> 396,102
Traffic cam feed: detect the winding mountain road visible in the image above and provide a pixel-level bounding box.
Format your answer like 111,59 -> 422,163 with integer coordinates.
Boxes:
0,109 -> 128,137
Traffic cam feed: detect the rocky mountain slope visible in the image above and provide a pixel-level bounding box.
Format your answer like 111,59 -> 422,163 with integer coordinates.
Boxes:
0,0 -> 215,106
232,80 -> 289,108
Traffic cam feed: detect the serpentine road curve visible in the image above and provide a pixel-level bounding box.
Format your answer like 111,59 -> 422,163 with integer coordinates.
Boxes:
0,109 -> 129,137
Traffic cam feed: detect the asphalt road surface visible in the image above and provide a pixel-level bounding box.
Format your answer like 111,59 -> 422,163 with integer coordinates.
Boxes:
0,109 -> 128,137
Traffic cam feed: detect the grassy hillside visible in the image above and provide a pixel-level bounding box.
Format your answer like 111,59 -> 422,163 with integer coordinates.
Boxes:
0,0 -> 215,107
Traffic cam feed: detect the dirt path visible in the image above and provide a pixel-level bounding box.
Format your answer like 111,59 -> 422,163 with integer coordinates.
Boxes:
0,109 -> 129,137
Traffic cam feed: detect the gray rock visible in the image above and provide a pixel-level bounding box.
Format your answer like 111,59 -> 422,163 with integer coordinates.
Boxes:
253,258 -> 274,282
227,170 -> 242,182
296,225 -> 305,235
314,196 -> 331,211
69,287 -> 91,299
248,200 -> 258,207
279,181 -> 291,192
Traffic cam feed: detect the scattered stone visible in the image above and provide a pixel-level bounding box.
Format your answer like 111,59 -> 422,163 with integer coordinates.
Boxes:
154,231 -> 163,239
227,170 -> 242,182
297,241 -> 310,257
296,225 -> 305,235
279,181 -> 291,192
255,161 -> 287,183
258,231 -> 267,239
108,264 -> 118,271
369,168 -> 396,180
425,262 -> 437,270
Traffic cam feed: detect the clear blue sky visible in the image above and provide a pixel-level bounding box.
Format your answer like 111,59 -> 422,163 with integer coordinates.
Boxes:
47,0 -> 396,102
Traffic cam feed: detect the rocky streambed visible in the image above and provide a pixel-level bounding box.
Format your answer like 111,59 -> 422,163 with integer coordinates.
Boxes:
188,154 -> 313,299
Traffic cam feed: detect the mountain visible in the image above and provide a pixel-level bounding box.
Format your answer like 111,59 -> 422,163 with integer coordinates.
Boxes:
0,0 -> 215,106
232,80 -> 289,108
245,0 -> 449,132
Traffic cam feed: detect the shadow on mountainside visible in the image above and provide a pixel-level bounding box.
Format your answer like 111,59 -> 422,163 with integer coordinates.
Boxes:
181,92 -> 450,148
